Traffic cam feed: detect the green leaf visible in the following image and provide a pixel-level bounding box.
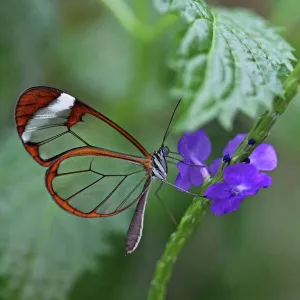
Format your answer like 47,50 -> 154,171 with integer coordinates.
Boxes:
0,134 -> 129,300
154,0 -> 296,130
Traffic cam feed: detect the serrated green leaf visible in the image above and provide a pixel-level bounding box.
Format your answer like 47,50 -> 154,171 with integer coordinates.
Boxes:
0,133 -> 129,300
154,0 -> 296,130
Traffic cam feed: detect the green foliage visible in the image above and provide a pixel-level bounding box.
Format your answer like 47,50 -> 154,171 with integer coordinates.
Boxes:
0,134 -> 129,300
155,0 -> 295,130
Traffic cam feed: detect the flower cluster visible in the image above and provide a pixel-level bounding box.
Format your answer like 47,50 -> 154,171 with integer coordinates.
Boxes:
175,130 -> 277,215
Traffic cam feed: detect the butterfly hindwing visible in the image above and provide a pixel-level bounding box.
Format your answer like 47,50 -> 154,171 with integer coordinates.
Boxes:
45,147 -> 152,217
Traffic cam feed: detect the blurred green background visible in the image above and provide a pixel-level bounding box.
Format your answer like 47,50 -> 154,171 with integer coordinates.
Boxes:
1,0 -> 300,299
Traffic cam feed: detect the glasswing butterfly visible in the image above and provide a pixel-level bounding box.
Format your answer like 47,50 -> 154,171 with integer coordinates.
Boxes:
15,86 -> 195,254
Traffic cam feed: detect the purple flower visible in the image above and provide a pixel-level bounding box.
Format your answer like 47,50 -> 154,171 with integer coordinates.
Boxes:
175,129 -> 211,191
205,134 -> 277,215
205,164 -> 272,215
210,133 -> 277,175
175,129 -> 278,216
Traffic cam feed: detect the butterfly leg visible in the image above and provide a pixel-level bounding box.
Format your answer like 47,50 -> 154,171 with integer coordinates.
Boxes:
155,182 -> 178,227
160,180 -> 200,196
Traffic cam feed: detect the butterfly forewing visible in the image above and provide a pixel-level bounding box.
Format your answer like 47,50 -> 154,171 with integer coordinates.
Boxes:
15,86 -> 151,166
46,147 -> 151,217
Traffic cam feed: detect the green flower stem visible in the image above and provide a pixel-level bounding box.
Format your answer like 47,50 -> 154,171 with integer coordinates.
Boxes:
100,0 -> 153,42
100,0 -> 178,42
153,13 -> 179,37
147,60 -> 300,300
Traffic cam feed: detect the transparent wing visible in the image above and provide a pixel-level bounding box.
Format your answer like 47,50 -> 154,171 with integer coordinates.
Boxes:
15,86 -> 151,166
45,147 -> 152,217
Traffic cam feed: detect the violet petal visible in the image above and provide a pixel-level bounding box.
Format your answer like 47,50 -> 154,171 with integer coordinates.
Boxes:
223,133 -> 247,156
188,166 -> 205,186
244,173 -> 273,195
204,182 -> 233,201
177,132 -> 193,159
210,194 -> 245,215
209,158 -> 221,176
191,129 -> 212,161
177,129 -> 211,161
175,173 -> 191,191
259,173 -> 272,188
224,163 -> 258,187
177,161 -> 189,177
250,143 -> 277,171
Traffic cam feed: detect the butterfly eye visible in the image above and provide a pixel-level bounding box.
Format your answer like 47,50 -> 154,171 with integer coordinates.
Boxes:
162,146 -> 169,156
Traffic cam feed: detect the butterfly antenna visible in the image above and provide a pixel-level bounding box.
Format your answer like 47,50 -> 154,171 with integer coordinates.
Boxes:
161,98 -> 182,147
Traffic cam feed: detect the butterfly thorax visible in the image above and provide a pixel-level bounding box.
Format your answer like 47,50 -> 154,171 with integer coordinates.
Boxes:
151,146 -> 169,180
